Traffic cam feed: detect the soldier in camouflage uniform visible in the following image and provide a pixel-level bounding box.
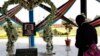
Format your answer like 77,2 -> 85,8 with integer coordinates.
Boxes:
4,18 -> 18,56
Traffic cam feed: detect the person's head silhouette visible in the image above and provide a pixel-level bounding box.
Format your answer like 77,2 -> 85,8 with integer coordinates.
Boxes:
76,15 -> 85,27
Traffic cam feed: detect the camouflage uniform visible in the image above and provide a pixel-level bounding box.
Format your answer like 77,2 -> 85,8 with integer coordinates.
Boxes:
4,18 -> 18,55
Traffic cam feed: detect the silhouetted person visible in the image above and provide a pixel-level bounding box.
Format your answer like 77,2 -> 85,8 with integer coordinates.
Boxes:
75,15 -> 98,56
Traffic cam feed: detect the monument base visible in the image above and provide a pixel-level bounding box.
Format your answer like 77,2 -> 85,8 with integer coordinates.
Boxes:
15,48 -> 37,56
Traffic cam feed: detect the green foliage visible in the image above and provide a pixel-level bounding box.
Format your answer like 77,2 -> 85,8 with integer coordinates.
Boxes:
52,29 -> 58,36
0,26 -> 100,39
96,27 -> 100,36
62,20 -> 73,36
